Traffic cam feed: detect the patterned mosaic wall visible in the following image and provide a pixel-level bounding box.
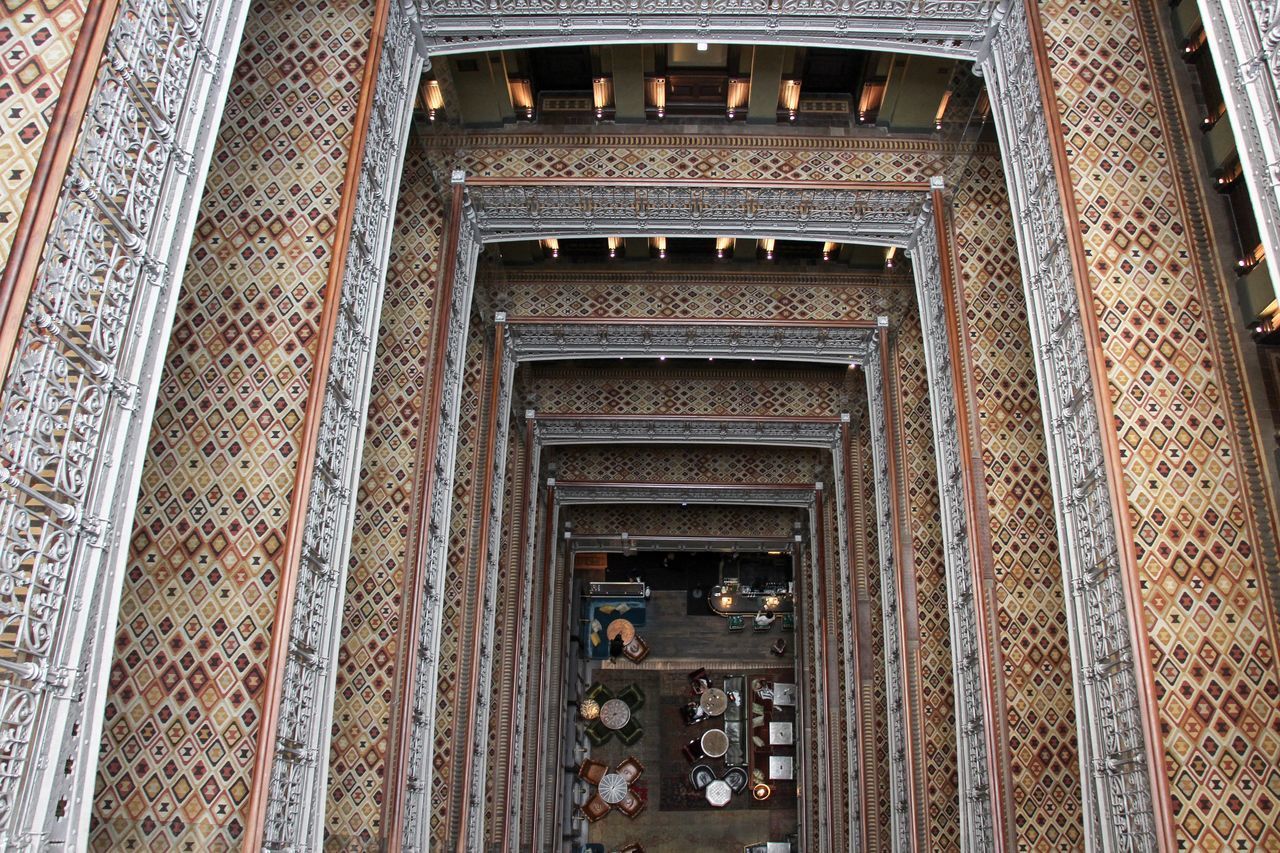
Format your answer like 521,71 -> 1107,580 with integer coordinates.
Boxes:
0,0 -> 87,267
852,389 -> 894,848
430,313 -> 489,845
91,0 -> 375,846
565,503 -> 801,539
493,267 -> 914,323
325,135 -> 444,848
892,305 -> 960,847
551,443 -> 826,485
950,153 -> 1083,845
1037,0 -> 1280,846
525,361 -> 852,419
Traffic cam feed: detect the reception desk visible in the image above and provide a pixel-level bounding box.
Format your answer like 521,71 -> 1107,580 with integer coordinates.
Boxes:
708,581 -> 794,616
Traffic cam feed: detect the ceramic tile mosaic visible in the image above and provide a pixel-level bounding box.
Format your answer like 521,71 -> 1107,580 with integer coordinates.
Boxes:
550,443 -> 826,486
950,153 -> 1083,846
0,0 -> 87,264
1037,0 -> 1280,846
325,135 -> 445,849
91,0 -> 375,846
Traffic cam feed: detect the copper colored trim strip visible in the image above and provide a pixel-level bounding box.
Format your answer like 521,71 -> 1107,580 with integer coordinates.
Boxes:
528,483 -> 557,850
842,420 -> 875,853
505,315 -> 880,329
882,327 -> 923,853
1023,1 -> 1176,845
244,1 -> 390,845
455,322 -> 506,852
568,534 -> 796,547
0,0 -> 120,385
466,176 -> 932,192
382,177 -> 468,851
931,188 -> 1013,849
813,485 -> 838,844
499,416 -> 535,853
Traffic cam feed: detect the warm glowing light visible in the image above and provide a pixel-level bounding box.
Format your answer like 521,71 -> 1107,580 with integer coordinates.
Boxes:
422,79 -> 444,120
822,241 -> 838,262
508,77 -> 534,116
727,78 -> 750,119
592,76 -> 613,119
652,236 -> 667,260
934,89 -> 952,131
753,783 -> 772,800
761,238 -> 775,261
608,236 -> 622,258
580,698 -> 600,720
696,41 -> 709,51
647,76 -> 666,118
764,596 -> 781,609
721,596 -> 733,607
543,238 -> 560,259
779,79 -> 801,119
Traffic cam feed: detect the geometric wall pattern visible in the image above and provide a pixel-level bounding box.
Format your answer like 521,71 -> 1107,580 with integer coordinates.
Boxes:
893,304 -> 960,847
0,0 -> 86,264
91,0 -> 375,846
564,502 -> 803,540
950,153 -> 1084,845
326,136 -> 445,848
550,443 -> 827,486
1038,0 -> 1280,846
526,361 -> 854,420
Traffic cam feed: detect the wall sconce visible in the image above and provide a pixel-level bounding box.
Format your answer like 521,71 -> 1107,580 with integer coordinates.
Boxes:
422,79 -> 444,121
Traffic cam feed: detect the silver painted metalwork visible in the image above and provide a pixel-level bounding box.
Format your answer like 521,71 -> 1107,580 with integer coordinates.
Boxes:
0,0 -> 251,845
408,0 -> 997,59
566,534 -> 796,553
1197,0 -> 1280,303
503,416 -> 541,850
401,192 -> 481,848
863,347 -> 914,853
906,183 -> 995,849
467,183 -> 926,247
980,0 -> 1158,846
506,321 -> 878,365
261,3 -> 422,846
831,415 -> 863,851
555,483 -> 817,508
462,328 -> 516,852
534,416 -> 843,449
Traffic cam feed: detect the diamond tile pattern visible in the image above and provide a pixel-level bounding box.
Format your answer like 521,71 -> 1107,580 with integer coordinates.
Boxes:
0,0 -> 86,262
1039,1 -> 1280,846
325,135 -> 444,848
894,307 -> 960,847
951,154 -> 1083,846
91,0 -> 375,846
551,444 -> 825,485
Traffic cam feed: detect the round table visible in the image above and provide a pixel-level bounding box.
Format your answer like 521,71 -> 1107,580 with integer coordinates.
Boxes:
605,619 -> 635,643
700,728 -> 729,758
599,698 -> 631,730
700,687 -> 728,716
704,779 -> 732,807
598,772 -> 629,804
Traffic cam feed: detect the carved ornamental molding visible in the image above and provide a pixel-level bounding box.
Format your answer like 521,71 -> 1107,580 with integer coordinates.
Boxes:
533,415 -> 844,449
404,0 -> 998,59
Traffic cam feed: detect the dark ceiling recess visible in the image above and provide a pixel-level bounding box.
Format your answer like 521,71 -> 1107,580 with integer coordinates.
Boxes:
528,46 -> 595,92
801,47 -> 864,95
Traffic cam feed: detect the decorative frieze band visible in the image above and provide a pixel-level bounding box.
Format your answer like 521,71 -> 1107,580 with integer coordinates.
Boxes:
533,415 -> 843,449
0,0 -> 251,844
407,0 -> 995,58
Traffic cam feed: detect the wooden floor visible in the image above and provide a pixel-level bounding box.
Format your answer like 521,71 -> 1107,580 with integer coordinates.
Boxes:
583,590 -> 799,852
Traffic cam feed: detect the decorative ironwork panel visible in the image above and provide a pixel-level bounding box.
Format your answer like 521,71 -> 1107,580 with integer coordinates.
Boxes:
0,0 -> 250,845
506,321 -> 878,365
1197,0 -> 1280,304
863,347 -> 913,853
408,0 -> 996,58
467,183 -> 925,246
980,1 -> 1157,847
401,201 -> 481,849
555,483 -> 817,508
534,415 -> 842,448
832,419 -> 863,852
260,3 -> 422,847
906,187 -> 994,848
462,339 -> 515,851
